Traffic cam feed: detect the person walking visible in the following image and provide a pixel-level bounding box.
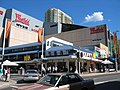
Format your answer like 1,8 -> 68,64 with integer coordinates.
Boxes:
41,64 -> 46,76
7,68 -> 10,82
4,68 -> 8,81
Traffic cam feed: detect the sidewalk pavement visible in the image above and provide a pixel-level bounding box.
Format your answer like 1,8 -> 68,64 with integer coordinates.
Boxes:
0,71 -> 120,89
81,70 -> 120,77
0,79 -> 16,89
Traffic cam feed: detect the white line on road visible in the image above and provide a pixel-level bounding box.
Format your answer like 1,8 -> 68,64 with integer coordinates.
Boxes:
95,78 -> 120,85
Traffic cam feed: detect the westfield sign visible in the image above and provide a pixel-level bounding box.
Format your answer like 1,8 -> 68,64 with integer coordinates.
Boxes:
90,26 -> 105,34
15,13 -> 30,26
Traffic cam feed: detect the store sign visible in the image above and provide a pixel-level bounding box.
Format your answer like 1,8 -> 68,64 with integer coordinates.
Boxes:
95,47 -> 100,51
90,26 -> 104,34
0,10 -> 3,15
15,13 -> 30,26
31,29 -> 38,32
24,55 -> 31,61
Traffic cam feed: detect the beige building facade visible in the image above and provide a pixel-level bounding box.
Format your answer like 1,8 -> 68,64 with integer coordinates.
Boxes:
8,26 -> 38,46
45,24 -> 108,47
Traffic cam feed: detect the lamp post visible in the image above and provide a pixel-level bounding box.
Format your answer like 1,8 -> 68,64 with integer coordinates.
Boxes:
1,18 -> 13,69
41,27 -> 44,59
1,18 -> 7,61
41,23 -> 46,76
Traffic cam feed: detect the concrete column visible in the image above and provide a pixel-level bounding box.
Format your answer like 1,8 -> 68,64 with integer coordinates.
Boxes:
55,62 -> 57,67
78,60 -> 81,74
66,60 -> 69,72
87,61 -> 91,72
75,59 -> 78,73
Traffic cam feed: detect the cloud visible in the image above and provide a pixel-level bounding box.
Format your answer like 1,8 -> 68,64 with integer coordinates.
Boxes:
85,12 -> 104,22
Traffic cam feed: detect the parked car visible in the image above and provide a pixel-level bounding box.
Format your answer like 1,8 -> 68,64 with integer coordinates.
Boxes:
12,73 -> 94,90
23,69 -> 39,81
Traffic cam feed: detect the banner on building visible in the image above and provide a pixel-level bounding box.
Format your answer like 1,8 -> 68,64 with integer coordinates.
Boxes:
38,28 -> 43,43
5,21 -> 12,39
118,45 -> 120,55
113,32 -> 117,44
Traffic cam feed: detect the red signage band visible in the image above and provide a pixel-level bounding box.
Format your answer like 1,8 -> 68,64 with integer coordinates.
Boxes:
90,26 -> 104,34
0,10 -> 3,15
15,13 -> 30,26
31,29 -> 38,33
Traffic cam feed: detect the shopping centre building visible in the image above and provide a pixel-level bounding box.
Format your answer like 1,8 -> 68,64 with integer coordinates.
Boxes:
0,7 -> 114,74
44,22 -> 113,58
0,7 -> 43,47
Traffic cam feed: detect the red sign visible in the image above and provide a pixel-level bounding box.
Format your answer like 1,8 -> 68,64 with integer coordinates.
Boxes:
90,26 -> 104,34
0,10 -> 3,15
31,28 -> 38,33
113,32 -> 117,44
15,13 -> 30,26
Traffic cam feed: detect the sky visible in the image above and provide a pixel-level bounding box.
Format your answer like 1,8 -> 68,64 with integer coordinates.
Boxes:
0,0 -> 120,39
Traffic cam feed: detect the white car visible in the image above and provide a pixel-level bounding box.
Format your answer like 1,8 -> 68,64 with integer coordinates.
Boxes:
12,73 -> 94,90
23,69 -> 39,81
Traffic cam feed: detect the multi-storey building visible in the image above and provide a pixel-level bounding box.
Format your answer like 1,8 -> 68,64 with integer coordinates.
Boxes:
44,23 -> 112,58
45,8 -> 73,24
0,7 -> 43,47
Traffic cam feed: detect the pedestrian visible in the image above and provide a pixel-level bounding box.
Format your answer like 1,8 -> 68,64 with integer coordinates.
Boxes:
47,66 -> 51,73
80,67 -> 83,74
54,66 -> 58,73
70,66 -> 73,72
52,66 -> 55,73
4,68 -> 8,81
41,64 -> 46,76
7,68 -> 10,82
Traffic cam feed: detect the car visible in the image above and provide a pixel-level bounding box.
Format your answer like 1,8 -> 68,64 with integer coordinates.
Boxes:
12,73 -> 94,90
23,69 -> 39,81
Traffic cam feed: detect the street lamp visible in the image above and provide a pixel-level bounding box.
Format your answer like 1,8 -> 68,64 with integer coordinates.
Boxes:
1,18 -> 13,69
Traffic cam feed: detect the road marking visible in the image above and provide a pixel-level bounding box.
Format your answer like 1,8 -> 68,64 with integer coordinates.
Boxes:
95,78 -> 120,85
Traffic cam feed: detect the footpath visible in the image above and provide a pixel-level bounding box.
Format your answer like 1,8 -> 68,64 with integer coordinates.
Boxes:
0,79 -> 16,89
0,71 -> 120,89
81,70 -> 120,77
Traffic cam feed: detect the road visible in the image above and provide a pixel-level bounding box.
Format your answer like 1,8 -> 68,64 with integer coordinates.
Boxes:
83,72 -> 120,90
1,72 -> 120,90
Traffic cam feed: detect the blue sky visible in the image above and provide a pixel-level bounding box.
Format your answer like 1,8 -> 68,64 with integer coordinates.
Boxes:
0,0 -> 120,39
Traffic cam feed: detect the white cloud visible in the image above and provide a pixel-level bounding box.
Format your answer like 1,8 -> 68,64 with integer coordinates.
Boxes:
85,12 -> 104,22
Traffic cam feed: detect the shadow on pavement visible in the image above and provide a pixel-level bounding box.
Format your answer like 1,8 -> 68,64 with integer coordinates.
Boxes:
17,79 -> 37,84
95,81 -> 120,90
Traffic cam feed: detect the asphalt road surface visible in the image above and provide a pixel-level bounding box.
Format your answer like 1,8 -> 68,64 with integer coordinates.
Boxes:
1,72 -> 120,90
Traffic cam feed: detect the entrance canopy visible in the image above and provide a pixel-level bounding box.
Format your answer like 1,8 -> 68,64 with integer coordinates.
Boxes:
2,60 -> 19,66
102,59 -> 113,64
